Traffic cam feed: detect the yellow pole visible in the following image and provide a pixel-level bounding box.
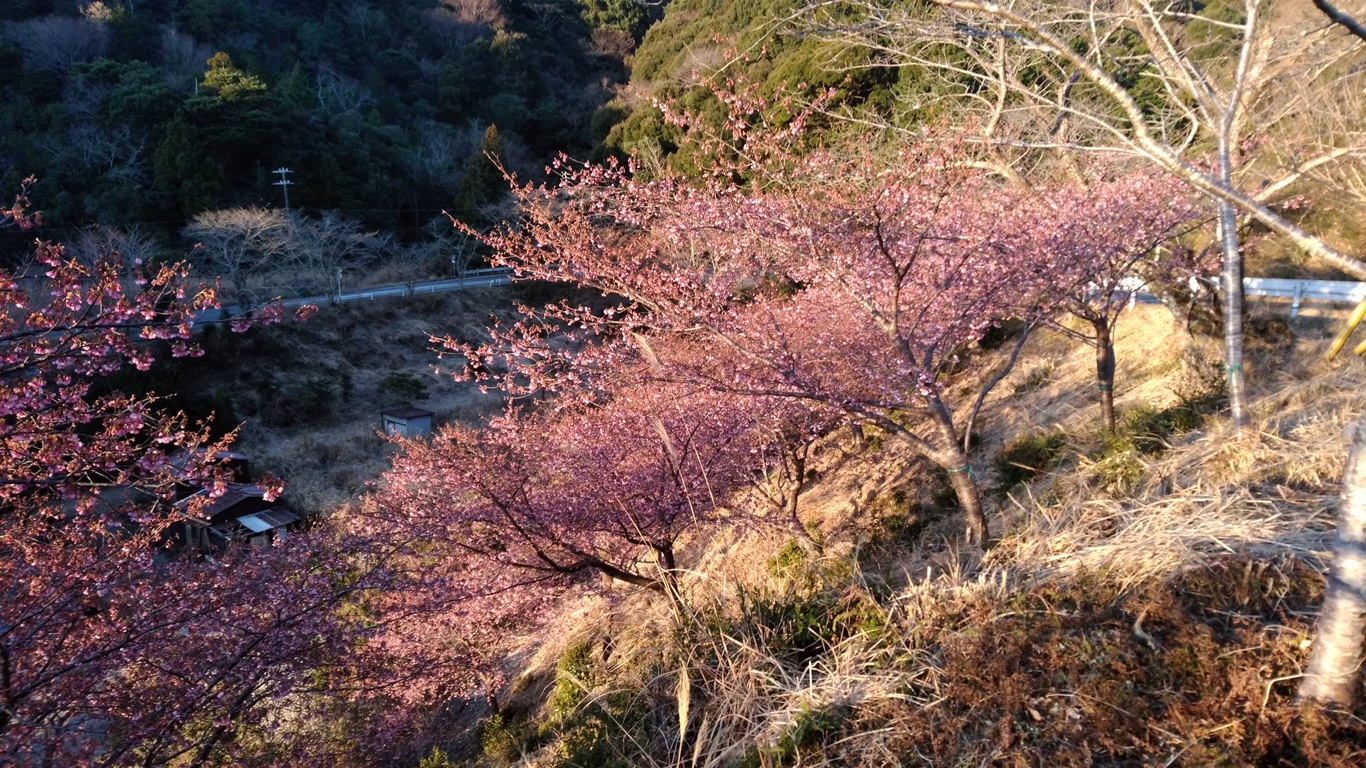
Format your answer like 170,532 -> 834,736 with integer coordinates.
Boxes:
1327,296 -> 1366,361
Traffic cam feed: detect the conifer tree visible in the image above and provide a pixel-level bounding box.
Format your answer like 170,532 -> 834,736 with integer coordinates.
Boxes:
152,113 -> 224,216
455,124 -> 507,223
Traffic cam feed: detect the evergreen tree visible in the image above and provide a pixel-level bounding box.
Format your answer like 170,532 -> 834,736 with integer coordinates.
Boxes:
455,124 -> 507,223
153,114 -> 224,216
199,51 -> 266,102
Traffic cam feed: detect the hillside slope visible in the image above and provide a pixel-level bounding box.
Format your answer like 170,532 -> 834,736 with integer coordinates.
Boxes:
429,300 -> 1366,767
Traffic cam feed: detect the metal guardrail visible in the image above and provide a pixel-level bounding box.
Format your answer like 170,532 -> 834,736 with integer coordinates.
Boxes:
287,268 -> 514,306
1243,277 -> 1366,318
201,268 -> 515,321
203,271 -> 1356,322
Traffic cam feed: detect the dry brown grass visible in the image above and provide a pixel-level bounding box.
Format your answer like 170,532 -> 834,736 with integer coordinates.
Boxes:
984,308 -> 1365,593
472,300 -> 1366,767
167,288 -> 516,513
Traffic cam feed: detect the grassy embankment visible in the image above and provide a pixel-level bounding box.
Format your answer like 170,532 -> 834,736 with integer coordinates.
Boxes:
442,299 -> 1366,767
117,285 -> 533,513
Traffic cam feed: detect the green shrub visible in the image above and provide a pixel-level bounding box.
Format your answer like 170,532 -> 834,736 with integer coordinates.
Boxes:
1092,389 -> 1223,494
1092,434 -> 1146,496
549,640 -> 599,723
1120,385 -> 1222,456
742,703 -> 851,767
552,717 -> 616,767
380,370 -> 428,402
297,376 -> 336,421
417,747 -> 454,768
1124,405 -> 1189,454
736,587 -> 885,665
534,639 -> 646,768
766,539 -> 810,581
995,429 -> 1068,489
865,433 -> 884,452
480,715 -> 519,764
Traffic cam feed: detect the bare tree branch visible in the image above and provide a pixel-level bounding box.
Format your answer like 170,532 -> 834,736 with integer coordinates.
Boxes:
1315,0 -> 1366,42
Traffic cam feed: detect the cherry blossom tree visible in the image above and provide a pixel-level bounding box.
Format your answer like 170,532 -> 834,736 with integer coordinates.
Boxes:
449,137 -> 1061,545
2,176 -> 41,230
804,0 -> 1366,433
360,376 -> 846,729
448,81 -> 1205,546
1029,172 -> 1207,431
0,218 -> 425,764
373,383 -> 788,610
184,208 -> 392,306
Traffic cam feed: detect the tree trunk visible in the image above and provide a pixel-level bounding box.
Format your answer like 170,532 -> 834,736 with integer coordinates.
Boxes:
1094,318 -> 1116,432
944,454 -> 988,548
1217,138 -> 1249,433
1299,412 -> 1366,706
654,544 -> 687,617
923,1 -> 1366,284
964,320 -> 1035,451
850,420 -> 866,451
928,400 -> 989,548
484,678 -> 502,716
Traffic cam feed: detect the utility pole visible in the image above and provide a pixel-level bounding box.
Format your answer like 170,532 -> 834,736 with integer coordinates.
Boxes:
272,167 -> 293,211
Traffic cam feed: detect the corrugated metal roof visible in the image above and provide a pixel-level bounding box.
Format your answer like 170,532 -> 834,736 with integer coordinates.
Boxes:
382,406 -> 435,420
250,508 -> 297,529
175,483 -> 272,520
236,513 -> 274,533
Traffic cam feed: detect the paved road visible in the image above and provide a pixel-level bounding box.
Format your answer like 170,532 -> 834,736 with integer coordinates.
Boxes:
195,268 -> 514,323
194,270 -> 1352,324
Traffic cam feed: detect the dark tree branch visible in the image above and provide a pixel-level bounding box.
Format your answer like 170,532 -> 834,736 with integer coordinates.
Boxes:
1314,0 -> 1366,43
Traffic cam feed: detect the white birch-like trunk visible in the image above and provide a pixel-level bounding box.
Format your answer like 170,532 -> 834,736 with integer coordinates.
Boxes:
918,0 -> 1366,282
1217,192 -> 1248,432
1300,413 -> 1366,706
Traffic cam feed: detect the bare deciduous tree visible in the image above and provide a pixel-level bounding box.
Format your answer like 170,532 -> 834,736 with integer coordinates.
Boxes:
60,122 -> 147,176
801,0 -> 1366,432
442,0 -> 506,28
184,207 -> 291,307
185,208 -> 395,306
314,65 -> 378,114
589,27 -> 635,59
80,2 -> 121,22
408,216 -> 482,288
378,243 -> 442,295
159,27 -> 214,92
425,0 -> 506,50
67,224 -> 163,268
406,120 -> 468,190
345,1 -> 389,48
62,75 -> 112,122
2,15 -> 110,73
288,210 -> 394,300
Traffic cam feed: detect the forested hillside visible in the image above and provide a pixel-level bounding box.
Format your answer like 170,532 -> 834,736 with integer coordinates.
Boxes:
600,0 -> 900,170
0,0 -> 636,253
